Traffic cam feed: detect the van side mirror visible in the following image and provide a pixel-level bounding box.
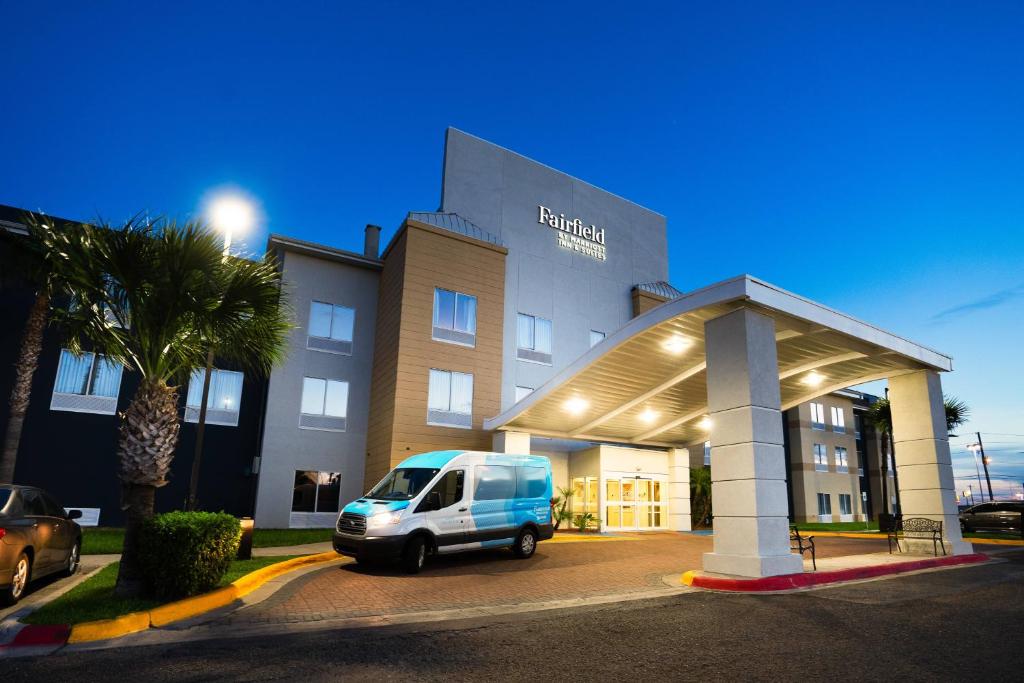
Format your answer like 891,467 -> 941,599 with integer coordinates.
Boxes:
67,509 -> 83,520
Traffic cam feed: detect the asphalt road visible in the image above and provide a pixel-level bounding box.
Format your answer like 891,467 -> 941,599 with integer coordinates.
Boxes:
7,553 -> 1023,681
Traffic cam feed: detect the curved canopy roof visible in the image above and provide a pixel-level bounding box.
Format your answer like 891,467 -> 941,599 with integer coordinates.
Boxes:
484,276 -> 951,449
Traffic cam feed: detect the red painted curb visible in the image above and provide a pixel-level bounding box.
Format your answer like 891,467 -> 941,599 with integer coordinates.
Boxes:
0,624 -> 70,649
689,553 -> 990,592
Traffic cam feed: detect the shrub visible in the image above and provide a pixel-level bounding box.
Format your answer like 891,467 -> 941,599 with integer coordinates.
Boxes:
139,511 -> 241,600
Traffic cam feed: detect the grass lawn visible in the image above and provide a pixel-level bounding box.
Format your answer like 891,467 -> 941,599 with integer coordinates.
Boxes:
23,555 -> 295,626
82,527 -> 333,555
789,521 -> 880,532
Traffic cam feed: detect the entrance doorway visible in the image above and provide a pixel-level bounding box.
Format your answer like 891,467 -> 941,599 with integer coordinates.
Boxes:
604,472 -> 668,531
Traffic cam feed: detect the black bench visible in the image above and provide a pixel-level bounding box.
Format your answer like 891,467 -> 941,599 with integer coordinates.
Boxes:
888,517 -> 945,556
790,525 -> 816,570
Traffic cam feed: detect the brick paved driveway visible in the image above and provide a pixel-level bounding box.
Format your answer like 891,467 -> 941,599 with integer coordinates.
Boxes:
217,533 -> 891,626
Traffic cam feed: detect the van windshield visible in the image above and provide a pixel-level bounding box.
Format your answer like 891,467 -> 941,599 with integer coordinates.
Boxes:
367,468 -> 440,501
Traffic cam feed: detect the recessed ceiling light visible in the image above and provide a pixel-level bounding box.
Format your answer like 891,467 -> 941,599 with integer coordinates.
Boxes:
639,408 -> 659,424
563,397 -> 589,415
802,371 -> 825,387
697,415 -> 713,431
662,335 -> 692,355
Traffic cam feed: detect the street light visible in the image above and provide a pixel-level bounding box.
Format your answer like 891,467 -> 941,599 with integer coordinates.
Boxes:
187,191 -> 257,511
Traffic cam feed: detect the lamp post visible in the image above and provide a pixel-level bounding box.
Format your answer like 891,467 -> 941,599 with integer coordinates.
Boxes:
187,193 -> 255,511
967,434 -> 994,502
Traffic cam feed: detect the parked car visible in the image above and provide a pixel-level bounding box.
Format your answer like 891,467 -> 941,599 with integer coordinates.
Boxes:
959,501 -> 1024,534
334,451 -> 553,573
0,485 -> 83,605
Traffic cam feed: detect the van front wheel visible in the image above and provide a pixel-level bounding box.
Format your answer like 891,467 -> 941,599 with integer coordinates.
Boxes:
513,528 -> 538,559
402,537 -> 427,574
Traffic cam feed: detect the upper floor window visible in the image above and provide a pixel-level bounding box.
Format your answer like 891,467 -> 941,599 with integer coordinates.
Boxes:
432,288 -> 477,347
831,406 -> 846,434
51,349 -> 123,415
307,301 -> 355,355
835,446 -> 849,473
704,440 -> 712,466
300,377 -> 348,431
813,443 -> 829,472
186,368 -> 244,426
515,386 -> 533,402
517,313 -> 552,365
427,369 -> 473,428
589,330 -> 606,348
810,402 -> 826,430
854,413 -> 863,441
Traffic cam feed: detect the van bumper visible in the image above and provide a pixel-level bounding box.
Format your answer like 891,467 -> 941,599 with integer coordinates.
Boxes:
333,533 -> 405,560
538,523 -> 554,541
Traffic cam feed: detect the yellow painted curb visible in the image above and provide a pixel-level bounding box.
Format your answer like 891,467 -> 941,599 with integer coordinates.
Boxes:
68,551 -> 343,643
547,534 -> 639,544
681,570 -> 696,586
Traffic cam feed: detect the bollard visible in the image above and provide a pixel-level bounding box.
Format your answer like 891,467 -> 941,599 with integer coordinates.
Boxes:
238,517 -> 255,559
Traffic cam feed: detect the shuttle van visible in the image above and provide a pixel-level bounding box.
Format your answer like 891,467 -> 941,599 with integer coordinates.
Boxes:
333,450 -> 554,573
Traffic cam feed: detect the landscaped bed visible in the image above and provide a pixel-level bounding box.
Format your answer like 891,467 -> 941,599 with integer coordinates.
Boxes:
24,555 -> 296,625
81,527 -> 333,555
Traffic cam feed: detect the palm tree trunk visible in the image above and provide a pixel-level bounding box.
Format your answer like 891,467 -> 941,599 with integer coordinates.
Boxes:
0,292 -> 49,484
114,380 -> 179,598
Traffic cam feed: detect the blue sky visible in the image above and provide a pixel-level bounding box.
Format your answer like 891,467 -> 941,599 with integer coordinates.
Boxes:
2,2 -> 1022,498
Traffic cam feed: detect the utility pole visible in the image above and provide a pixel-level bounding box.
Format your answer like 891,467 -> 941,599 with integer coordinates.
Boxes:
976,432 -> 994,501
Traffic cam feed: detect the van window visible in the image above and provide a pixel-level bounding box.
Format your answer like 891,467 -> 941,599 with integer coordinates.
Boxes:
427,470 -> 464,508
474,465 -> 516,501
368,468 -> 440,501
517,467 -> 547,499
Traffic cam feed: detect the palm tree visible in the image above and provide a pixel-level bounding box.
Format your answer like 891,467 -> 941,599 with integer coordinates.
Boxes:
867,394 -> 970,515
0,214 -> 76,484
36,217 -> 290,597
690,466 -> 712,528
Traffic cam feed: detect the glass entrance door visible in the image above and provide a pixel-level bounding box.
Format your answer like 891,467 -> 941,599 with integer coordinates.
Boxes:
604,473 -> 667,531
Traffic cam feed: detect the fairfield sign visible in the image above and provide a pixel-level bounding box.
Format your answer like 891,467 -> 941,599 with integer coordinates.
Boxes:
537,206 -> 607,261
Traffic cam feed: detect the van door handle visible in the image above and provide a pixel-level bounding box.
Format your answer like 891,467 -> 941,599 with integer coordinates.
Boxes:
458,507 -> 468,512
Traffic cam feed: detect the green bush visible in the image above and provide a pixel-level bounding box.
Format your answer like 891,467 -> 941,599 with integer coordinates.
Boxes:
139,511 -> 241,600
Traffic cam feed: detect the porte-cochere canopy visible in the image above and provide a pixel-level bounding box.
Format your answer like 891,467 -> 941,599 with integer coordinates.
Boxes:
484,275 -> 952,448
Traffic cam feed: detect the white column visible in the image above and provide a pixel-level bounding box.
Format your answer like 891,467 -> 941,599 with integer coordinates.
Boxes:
889,370 -> 973,555
493,430 -> 531,454
668,448 -> 691,531
702,308 -> 803,577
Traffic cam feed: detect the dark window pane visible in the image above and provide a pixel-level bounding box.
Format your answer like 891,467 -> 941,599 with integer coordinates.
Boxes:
292,471 -> 318,512
22,490 -> 47,516
475,465 -> 516,501
516,466 -> 548,499
316,472 -> 341,513
428,470 -> 464,508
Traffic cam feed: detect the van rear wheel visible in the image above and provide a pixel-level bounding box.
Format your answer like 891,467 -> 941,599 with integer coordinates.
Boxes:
513,528 -> 538,559
402,537 -> 427,574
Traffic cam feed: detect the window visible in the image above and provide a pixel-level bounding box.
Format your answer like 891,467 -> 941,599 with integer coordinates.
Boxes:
427,369 -> 473,428
515,386 -> 533,402
589,330 -> 606,347
517,313 -> 552,364
854,413 -> 863,441
835,447 -> 849,473
291,471 -> 341,513
420,469 -> 464,509
368,468 -> 440,501
474,465 -> 516,500
307,301 -> 355,354
831,406 -> 846,434
300,377 -> 349,431
817,492 -> 832,521
704,440 -> 712,466
516,466 -> 548,499
185,368 -> 244,426
432,288 -> 477,347
814,443 -> 829,472
887,453 -> 895,472
839,493 -> 853,518
51,349 -> 123,415
810,402 -> 825,430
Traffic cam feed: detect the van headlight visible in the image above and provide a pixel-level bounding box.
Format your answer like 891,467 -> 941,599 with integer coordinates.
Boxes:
367,510 -> 404,529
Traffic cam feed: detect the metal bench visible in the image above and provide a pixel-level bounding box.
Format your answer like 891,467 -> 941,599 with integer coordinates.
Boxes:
790,525 -> 816,570
888,517 -> 945,556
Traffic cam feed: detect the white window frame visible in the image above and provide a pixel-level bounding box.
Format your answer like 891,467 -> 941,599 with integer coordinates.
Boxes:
835,446 -> 849,473
830,406 -> 846,434
516,313 -> 552,365
817,492 -> 832,522
307,300 -> 355,355
432,288 -> 477,347
289,470 -> 342,528
299,377 -> 349,432
813,443 -> 829,472
810,402 -> 826,430
838,493 -> 853,520
50,349 -> 124,415
427,369 -> 474,429
185,368 -> 244,427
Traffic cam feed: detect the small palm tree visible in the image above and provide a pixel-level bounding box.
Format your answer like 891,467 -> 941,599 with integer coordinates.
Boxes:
690,467 -> 712,527
37,217 -> 290,597
0,214 -> 76,484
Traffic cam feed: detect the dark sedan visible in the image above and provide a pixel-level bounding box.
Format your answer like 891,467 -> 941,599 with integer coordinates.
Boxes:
1,485 -> 83,605
959,501 -> 1024,534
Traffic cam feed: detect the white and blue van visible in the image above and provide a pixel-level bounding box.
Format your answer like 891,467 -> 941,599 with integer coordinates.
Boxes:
333,450 -> 554,573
